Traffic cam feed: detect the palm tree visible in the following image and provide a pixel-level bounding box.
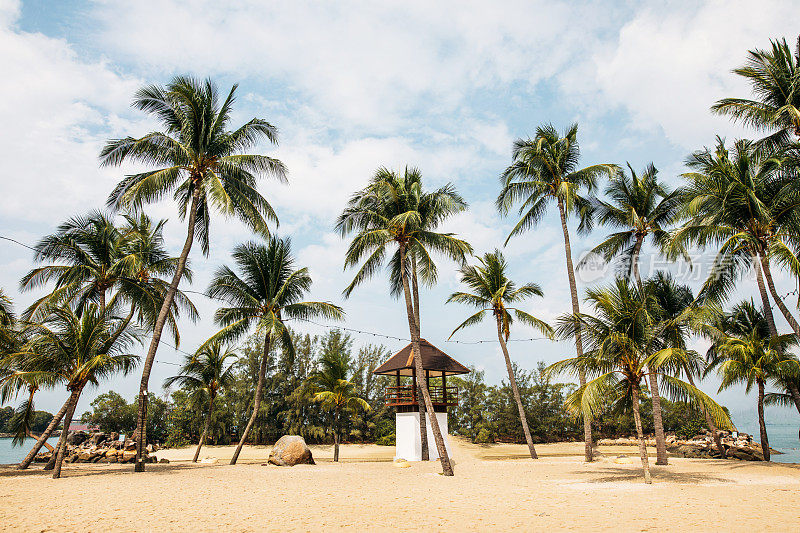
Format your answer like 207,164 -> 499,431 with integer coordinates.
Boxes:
309,349 -> 370,462
497,123 -> 618,462
0,289 -> 16,352
100,76 -> 286,471
646,272 -> 727,456
583,163 -> 682,465
704,300 -> 798,461
205,237 -> 343,464
674,137 -> 800,413
549,278 -> 731,483
712,36 -> 800,150
164,340 -> 237,462
337,166 -> 472,476
13,304 -> 139,478
446,250 -> 553,459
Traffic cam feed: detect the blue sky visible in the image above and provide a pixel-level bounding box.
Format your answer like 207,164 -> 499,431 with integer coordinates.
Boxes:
1,0 -> 798,428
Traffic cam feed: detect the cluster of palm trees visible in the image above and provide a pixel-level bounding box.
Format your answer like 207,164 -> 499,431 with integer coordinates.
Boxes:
1,35 -> 799,483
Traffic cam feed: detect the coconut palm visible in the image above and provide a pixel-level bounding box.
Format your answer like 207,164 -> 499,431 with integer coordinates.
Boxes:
164,340 -> 237,462
712,37 -> 800,150
205,237 -> 343,464
13,304 -> 139,478
582,163 -> 682,465
337,167 -> 472,476
497,123 -> 618,461
674,137 -> 800,413
446,250 -> 553,459
549,278 -> 731,483
100,76 -> 286,471
704,300 -> 799,461
309,350 -> 370,462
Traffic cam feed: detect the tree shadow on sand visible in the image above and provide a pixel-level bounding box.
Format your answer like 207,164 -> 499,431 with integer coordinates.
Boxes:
581,466 -> 733,484
0,462 -> 197,479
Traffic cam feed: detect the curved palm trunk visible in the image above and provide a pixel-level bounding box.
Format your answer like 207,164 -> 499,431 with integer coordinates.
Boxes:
18,394 -> 71,469
231,332 -> 271,465
135,189 -> 200,472
631,238 -> 668,465
757,379 -> 770,461
400,244 -> 453,475
496,314 -> 537,459
51,387 -> 82,479
685,372 -> 725,457
631,384 -> 652,484
411,255 -> 428,461
557,199 -> 594,461
193,396 -> 216,463
759,256 -> 800,414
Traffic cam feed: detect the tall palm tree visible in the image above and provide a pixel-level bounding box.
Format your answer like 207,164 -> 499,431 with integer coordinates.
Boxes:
164,340 -> 237,462
497,123 -> 618,462
674,137 -> 800,413
337,166 -> 472,476
583,163 -> 682,465
712,36 -> 800,150
205,237 -> 343,465
549,278 -> 731,483
309,350 -> 370,462
447,250 -> 553,459
100,76 -> 286,471
13,304 -> 139,478
704,300 -> 798,461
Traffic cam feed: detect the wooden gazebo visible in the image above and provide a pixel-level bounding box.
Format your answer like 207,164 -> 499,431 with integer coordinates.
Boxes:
373,339 -> 470,412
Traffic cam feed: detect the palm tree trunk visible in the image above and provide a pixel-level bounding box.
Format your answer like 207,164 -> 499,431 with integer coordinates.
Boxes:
685,372 -> 725,457
231,332 -> 271,465
193,396 -> 215,463
399,244 -> 453,475
334,408 -> 340,462
134,188 -> 200,472
51,387 -> 82,479
631,237 -> 668,465
496,314 -> 537,459
557,199 -> 593,462
18,394 -> 71,470
757,379 -> 770,461
411,254 -> 428,461
631,384 -> 652,484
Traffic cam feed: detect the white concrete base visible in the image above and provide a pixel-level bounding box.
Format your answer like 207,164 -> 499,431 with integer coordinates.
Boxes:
395,411 -> 452,461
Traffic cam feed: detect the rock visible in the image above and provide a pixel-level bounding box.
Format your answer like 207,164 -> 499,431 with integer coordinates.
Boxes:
268,435 -> 315,466
89,432 -> 108,446
123,440 -> 137,451
200,457 -> 218,464
109,432 -> 119,442
66,431 -> 88,446
159,458 -> 170,464
121,450 -> 137,463
107,456 -> 118,463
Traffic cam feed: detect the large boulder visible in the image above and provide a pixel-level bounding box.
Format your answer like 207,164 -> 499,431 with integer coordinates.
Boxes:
66,431 -> 88,446
268,435 -> 315,466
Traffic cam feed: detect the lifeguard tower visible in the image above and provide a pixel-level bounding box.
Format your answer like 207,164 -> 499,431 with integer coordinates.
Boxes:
373,339 -> 470,461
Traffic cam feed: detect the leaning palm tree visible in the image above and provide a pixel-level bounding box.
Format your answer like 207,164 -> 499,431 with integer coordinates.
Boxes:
13,304 -> 139,478
712,36 -> 800,150
205,237 -> 343,465
582,163 -> 683,465
497,123 -> 617,461
164,340 -> 237,462
549,278 -> 731,483
446,250 -> 553,459
309,350 -> 370,462
704,300 -> 798,461
674,137 -> 800,413
337,166 -> 472,476
101,76 -> 286,471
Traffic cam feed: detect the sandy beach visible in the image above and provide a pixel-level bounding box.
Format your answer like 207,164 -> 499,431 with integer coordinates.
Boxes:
1,438 -> 798,532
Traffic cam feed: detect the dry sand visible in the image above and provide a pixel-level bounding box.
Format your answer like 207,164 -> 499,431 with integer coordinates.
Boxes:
1,438 -> 798,532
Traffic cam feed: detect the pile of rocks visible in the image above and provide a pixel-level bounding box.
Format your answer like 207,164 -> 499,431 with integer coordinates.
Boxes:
33,431 -> 168,465
598,431 -> 774,461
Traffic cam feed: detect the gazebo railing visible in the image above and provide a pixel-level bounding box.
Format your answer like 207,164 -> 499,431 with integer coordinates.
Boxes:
385,385 -> 458,407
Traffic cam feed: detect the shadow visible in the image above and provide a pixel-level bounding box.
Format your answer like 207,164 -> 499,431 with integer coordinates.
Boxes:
0,462 -> 199,479
581,465 -> 732,485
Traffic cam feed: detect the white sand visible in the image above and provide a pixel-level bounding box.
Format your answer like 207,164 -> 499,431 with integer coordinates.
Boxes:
1,438 -> 798,532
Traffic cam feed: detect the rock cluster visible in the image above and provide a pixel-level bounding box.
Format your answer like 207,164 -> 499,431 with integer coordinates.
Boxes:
597,431 -> 775,461
33,431 -> 167,464
267,435 -> 315,466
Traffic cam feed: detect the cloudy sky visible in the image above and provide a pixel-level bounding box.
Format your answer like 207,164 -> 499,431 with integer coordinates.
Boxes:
1,0 -> 798,427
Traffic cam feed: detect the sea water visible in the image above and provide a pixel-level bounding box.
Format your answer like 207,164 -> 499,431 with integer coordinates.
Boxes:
0,437 -> 59,464
734,422 -> 799,464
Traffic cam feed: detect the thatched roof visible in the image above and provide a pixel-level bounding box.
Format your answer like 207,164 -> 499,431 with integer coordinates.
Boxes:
373,339 -> 470,376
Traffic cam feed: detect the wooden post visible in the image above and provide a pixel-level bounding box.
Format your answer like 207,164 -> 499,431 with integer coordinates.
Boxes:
411,367 -> 417,404
396,370 -> 400,401
426,370 -> 431,403
442,371 -> 447,404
